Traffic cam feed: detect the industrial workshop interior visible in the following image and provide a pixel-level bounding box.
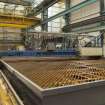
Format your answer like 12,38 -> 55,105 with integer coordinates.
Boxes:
0,0 -> 105,105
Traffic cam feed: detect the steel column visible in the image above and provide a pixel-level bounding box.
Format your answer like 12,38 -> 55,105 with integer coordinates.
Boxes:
100,0 -> 105,15
64,0 -> 71,27
100,0 -> 105,57
41,8 -> 48,31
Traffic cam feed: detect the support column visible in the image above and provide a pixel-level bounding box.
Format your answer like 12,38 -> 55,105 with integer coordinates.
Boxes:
21,29 -> 28,46
41,8 -> 48,31
64,0 -> 72,47
64,0 -> 71,26
100,0 -> 105,57
100,0 -> 105,14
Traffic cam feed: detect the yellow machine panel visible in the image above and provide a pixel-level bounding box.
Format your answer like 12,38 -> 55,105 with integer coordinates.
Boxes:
0,14 -> 40,28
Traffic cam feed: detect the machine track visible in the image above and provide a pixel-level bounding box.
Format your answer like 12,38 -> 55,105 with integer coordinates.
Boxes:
0,63 -> 42,105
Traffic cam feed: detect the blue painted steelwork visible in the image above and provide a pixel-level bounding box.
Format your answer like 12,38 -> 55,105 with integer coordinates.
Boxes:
0,50 -> 78,57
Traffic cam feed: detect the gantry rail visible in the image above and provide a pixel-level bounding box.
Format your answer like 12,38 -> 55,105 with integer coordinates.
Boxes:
0,71 -> 24,105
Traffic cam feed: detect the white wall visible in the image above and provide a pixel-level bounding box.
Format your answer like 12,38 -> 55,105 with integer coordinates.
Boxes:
80,47 -> 102,56
70,0 -> 101,40
70,0 -> 100,24
71,0 -> 85,7
48,2 -> 65,32
0,27 -> 22,50
0,27 -> 22,40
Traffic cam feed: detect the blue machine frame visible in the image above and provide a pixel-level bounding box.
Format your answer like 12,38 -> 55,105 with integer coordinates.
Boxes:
0,50 -> 78,57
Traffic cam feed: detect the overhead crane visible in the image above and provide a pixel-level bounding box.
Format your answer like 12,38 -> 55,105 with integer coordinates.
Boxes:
0,14 -> 40,28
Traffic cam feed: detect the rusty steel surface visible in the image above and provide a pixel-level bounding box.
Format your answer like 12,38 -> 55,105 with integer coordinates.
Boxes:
3,57 -> 105,89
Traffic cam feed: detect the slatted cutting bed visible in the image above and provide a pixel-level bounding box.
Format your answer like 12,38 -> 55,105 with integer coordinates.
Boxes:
1,57 -> 105,105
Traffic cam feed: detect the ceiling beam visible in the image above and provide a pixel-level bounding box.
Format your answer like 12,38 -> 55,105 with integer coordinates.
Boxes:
0,0 -> 31,6
63,15 -> 105,32
72,24 -> 105,33
28,0 -> 58,16
65,15 -> 105,29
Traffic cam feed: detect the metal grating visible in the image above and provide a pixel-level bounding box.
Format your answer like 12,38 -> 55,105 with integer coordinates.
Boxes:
4,58 -> 105,89
75,60 -> 105,69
